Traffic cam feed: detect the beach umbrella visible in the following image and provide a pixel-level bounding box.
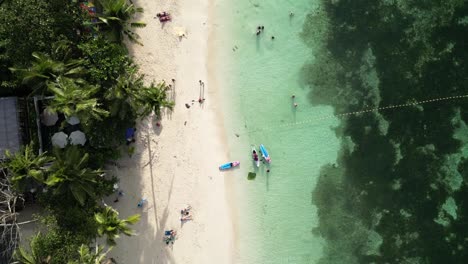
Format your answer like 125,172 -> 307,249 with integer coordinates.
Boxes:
41,109 -> 58,126
173,27 -> 187,37
51,132 -> 68,148
69,130 -> 86,146
67,116 -> 80,125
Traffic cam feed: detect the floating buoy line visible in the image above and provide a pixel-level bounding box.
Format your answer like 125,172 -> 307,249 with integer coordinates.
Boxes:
244,94 -> 468,135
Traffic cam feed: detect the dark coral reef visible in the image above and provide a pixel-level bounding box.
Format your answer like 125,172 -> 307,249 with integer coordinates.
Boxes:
302,0 -> 468,263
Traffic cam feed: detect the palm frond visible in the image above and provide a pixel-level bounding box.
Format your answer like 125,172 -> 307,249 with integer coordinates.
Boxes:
129,22 -> 146,28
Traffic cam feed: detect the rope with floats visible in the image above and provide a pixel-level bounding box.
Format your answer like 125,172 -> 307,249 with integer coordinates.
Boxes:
244,94 -> 468,135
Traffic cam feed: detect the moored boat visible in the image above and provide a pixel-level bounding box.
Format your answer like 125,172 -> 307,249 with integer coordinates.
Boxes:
251,146 -> 260,167
259,144 -> 271,163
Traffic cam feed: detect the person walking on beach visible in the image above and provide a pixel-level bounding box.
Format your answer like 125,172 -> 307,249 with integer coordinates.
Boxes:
199,80 -> 205,104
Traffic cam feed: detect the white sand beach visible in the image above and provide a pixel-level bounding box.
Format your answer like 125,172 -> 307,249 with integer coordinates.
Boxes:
108,0 -> 235,263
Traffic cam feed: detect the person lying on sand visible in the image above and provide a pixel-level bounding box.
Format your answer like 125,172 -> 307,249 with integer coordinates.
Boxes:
165,230 -> 177,237
180,215 -> 193,222
181,205 -> 192,216
164,236 -> 175,245
163,230 -> 177,245
156,11 -> 169,17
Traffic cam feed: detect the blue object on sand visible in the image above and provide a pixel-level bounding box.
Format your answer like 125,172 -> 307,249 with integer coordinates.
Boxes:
126,128 -> 135,140
219,161 -> 240,170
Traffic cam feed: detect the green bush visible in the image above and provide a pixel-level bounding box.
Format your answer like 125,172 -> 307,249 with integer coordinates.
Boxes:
26,227 -> 86,264
78,36 -> 131,86
0,0 -> 82,67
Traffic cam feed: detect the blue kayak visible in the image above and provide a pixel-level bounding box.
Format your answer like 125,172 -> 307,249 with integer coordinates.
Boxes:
259,144 -> 271,163
219,161 -> 240,170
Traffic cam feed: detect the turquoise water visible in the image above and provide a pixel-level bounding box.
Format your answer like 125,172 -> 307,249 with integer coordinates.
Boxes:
213,0 -> 340,263
212,0 -> 468,263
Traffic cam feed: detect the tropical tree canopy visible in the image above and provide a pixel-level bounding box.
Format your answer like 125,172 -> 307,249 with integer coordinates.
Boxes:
77,36 -> 130,85
0,0 -> 81,68
67,244 -> 112,264
46,146 -> 104,206
3,143 -> 54,192
95,206 -> 140,246
13,233 -> 52,264
47,77 -> 109,125
9,52 -> 86,95
104,65 -> 142,120
104,67 -> 174,119
96,0 -> 146,44
136,81 -> 175,118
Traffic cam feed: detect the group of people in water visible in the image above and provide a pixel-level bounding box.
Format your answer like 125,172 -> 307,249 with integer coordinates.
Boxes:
256,25 -> 265,35
256,25 -> 275,40
255,11 -> 294,39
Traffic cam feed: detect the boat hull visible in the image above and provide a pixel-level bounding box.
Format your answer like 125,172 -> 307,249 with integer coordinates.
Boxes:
219,161 -> 240,170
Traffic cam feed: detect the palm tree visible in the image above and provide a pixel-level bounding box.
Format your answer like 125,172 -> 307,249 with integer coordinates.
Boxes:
96,0 -> 146,44
47,77 -> 109,125
104,65 -> 142,120
9,52 -> 85,95
136,81 -> 174,118
3,143 -> 54,192
68,244 -> 112,264
105,67 -> 174,120
12,233 -> 51,264
45,146 -> 104,206
95,206 -> 140,246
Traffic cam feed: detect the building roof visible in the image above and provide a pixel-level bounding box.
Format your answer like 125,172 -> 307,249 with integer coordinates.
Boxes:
0,97 -> 21,159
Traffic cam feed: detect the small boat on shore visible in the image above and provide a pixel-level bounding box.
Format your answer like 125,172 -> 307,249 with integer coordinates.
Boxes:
259,144 -> 271,163
219,161 -> 240,170
251,146 -> 260,167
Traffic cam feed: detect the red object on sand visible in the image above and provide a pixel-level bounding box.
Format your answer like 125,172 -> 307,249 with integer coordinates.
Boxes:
159,15 -> 171,22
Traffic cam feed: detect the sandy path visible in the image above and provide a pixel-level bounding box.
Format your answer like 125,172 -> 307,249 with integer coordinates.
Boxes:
108,0 -> 235,263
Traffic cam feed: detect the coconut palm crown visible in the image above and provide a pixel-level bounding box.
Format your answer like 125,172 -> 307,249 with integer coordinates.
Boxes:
95,206 -> 140,246
96,0 -> 146,44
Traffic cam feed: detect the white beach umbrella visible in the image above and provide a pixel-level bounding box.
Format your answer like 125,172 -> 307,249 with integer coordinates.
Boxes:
41,109 -> 58,126
69,130 -> 86,146
67,116 -> 80,125
51,132 -> 68,148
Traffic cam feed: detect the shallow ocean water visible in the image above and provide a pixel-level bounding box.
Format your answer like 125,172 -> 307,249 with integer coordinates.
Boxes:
213,0 -> 468,263
212,0 -> 340,263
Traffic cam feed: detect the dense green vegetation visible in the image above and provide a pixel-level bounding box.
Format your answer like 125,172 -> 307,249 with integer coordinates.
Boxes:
302,0 -> 468,263
0,0 -> 173,263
